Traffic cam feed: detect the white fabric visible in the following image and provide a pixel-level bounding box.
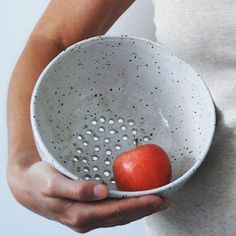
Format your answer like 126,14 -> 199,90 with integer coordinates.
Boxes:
146,1 -> 236,235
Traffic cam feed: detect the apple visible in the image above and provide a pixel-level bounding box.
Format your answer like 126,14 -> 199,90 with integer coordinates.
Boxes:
113,143 -> 171,191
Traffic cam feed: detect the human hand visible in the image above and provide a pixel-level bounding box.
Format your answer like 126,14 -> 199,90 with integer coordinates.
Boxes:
9,160 -> 169,233
8,0 -> 170,233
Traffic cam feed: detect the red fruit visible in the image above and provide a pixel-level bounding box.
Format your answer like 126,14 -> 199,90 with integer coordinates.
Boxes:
113,144 -> 171,191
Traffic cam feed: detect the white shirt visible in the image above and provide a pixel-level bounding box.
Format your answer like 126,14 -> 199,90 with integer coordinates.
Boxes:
146,1 -> 236,235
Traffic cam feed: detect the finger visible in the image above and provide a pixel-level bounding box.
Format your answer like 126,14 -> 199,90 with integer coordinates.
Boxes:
67,195 -> 170,231
42,164 -> 108,201
95,195 -> 170,227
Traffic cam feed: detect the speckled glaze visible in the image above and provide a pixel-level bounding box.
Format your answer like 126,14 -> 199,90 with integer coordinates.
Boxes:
31,36 -> 215,198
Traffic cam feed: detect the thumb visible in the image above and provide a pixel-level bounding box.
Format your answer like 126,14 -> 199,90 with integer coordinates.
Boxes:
44,166 -> 108,201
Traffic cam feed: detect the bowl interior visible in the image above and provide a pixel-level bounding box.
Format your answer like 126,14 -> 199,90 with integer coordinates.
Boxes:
32,36 -> 215,191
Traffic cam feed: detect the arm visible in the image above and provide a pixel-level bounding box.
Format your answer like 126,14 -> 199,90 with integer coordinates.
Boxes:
8,0 -> 170,233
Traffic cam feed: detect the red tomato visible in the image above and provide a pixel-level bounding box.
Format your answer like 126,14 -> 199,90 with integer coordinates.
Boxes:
113,144 -> 171,191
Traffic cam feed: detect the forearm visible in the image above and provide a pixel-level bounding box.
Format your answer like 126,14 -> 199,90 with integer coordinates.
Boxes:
7,0 -> 134,192
34,0 -> 134,49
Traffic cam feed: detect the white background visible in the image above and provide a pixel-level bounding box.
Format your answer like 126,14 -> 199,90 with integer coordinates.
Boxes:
0,0 -> 156,235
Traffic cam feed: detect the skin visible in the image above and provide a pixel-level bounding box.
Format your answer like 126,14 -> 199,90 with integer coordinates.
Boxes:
7,0 -> 170,233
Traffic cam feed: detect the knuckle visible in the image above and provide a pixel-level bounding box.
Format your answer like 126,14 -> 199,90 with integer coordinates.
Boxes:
112,205 -> 122,218
68,215 -> 80,226
60,215 -> 91,233
77,183 -> 91,200
43,177 -> 56,196
73,226 -> 91,234
68,215 -> 87,228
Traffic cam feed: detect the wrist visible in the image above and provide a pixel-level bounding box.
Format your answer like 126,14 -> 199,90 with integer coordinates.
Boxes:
7,158 -> 40,212
32,0 -> 134,49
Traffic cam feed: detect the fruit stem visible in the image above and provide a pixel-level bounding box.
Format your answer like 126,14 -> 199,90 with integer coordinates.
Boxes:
134,138 -> 139,148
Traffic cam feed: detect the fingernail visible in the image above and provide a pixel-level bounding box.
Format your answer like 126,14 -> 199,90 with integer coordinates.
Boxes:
93,184 -> 107,200
159,198 -> 171,211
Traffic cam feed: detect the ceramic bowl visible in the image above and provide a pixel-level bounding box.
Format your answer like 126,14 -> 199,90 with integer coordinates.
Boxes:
31,36 -> 216,198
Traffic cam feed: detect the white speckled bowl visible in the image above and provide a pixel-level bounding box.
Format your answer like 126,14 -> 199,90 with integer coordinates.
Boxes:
31,36 -> 215,198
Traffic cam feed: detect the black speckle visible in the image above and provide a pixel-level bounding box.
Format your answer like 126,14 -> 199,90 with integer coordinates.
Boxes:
58,110 -> 61,114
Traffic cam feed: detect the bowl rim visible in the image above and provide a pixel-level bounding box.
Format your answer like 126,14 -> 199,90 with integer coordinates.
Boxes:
31,35 -> 216,198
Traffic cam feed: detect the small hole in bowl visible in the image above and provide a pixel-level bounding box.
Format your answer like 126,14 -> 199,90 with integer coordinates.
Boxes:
104,170 -> 110,177
91,120 -> 98,125
77,135 -> 83,140
77,148 -> 83,154
95,174 -> 101,180
73,157 -> 79,162
128,120 -> 135,126
120,125 -> 126,131
115,145 -> 121,151
117,118 -> 124,123
132,129 -> 137,135
106,149 -> 112,156
82,157 -> 88,163
104,138 -> 110,143
92,155 -> 99,161
83,141 -> 89,146
109,129 -> 116,135
108,119 -> 115,125
86,130 -> 93,135
99,117 -> 106,123
98,127 -> 105,132
104,159 -> 111,166
84,167 -> 90,172
85,174 -> 91,180
93,136 -> 99,141
143,136 -> 149,142
93,166 -> 99,171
